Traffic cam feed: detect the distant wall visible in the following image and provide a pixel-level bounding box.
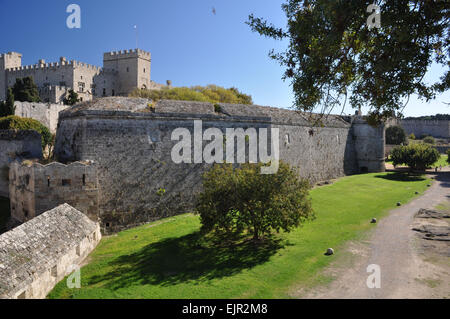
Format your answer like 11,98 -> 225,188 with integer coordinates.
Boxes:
0,130 -> 42,198
14,101 -> 69,133
0,204 -> 101,299
400,120 -> 450,139
55,98 -> 385,233
9,161 -> 99,224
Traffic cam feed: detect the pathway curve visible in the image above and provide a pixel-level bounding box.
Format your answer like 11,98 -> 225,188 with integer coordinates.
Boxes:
299,169 -> 450,299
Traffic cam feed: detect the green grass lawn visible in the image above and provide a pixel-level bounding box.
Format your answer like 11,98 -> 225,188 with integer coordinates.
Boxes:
0,197 -> 10,233
386,153 -> 448,168
48,172 -> 430,299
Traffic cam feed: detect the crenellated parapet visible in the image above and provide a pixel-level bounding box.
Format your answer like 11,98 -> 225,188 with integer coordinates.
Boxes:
9,160 -> 99,224
103,48 -> 151,61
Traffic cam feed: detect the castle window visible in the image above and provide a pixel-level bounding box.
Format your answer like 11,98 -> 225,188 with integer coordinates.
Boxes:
47,176 -> 50,187
24,209 -> 29,218
81,75 -> 83,80
62,179 -> 72,186
143,68 -> 146,73
82,174 -> 86,186
112,89 -> 115,96
103,88 -> 106,96
127,67 -> 129,72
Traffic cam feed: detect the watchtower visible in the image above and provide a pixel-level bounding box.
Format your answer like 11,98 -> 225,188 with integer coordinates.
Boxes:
103,49 -> 151,96
0,52 -> 22,101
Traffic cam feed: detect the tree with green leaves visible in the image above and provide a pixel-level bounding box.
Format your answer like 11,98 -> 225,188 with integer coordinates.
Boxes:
63,89 -> 80,106
0,88 -> 15,117
247,1 -> 449,124
386,125 -> 406,145
195,162 -> 314,241
391,143 -> 440,171
12,77 -> 40,102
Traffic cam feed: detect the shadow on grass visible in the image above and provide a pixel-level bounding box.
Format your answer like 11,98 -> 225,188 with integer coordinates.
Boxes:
374,172 -> 426,182
88,231 -> 288,289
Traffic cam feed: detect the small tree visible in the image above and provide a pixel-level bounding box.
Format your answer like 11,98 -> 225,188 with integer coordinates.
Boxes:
63,89 -> 80,106
391,144 -> 440,171
0,88 -> 15,117
12,77 -> 40,102
386,125 -> 406,145
195,162 -> 314,241
423,136 -> 435,145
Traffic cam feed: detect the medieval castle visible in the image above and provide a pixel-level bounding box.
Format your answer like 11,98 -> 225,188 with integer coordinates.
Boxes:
0,48 -> 388,299
0,49 -> 165,104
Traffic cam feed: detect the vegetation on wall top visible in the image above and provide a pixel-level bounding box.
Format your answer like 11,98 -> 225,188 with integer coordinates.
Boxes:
0,115 -> 51,149
129,85 -> 253,105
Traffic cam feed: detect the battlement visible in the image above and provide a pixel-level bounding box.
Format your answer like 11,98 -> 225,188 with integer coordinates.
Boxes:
9,160 -> 99,223
103,48 -> 151,61
0,52 -> 22,60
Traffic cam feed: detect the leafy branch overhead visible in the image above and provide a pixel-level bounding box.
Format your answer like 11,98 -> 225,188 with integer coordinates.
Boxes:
247,0 -> 449,123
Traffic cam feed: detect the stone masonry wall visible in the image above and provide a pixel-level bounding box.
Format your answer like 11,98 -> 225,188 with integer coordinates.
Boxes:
0,204 -> 101,299
0,130 -> 42,198
9,161 -> 99,224
54,98 -> 384,233
400,119 -> 450,139
14,101 -> 69,134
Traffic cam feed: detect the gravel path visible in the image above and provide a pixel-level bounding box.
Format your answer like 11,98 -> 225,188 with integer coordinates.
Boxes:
299,169 -> 450,299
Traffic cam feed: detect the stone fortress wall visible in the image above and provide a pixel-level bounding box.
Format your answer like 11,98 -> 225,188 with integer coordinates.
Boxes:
0,49 -> 167,103
14,101 -> 69,133
53,97 -> 385,233
0,130 -> 42,198
0,204 -> 101,299
8,161 -> 99,225
400,119 -> 450,139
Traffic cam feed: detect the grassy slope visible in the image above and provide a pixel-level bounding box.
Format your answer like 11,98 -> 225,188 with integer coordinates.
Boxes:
48,172 -> 429,299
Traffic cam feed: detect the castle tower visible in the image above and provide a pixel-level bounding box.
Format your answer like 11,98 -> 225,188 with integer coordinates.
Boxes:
0,52 -> 22,101
102,49 -> 151,96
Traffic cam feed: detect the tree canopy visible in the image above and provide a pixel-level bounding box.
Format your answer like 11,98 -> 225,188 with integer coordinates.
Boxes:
12,76 -> 40,102
248,1 -> 449,124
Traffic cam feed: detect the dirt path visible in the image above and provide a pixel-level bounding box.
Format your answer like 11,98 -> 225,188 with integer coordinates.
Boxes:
298,169 -> 450,299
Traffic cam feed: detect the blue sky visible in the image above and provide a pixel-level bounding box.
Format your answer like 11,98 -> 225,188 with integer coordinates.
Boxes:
0,0 -> 448,117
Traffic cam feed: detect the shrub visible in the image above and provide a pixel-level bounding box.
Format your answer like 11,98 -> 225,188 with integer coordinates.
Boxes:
409,133 -> 415,140
391,143 -> 440,171
63,89 -> 80,106
0,115 -> 52,150
386,125 -> 406,145
422,136 -> 435,144
130,84 -> 253,105
195,162 -> 314,241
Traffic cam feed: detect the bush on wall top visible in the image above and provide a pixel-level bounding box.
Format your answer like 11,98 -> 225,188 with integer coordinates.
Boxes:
0,115 -> 52,149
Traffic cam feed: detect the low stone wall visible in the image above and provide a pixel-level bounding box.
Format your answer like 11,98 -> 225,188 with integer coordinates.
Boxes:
14,101 -> 69,134
0,130 -> 42,198
9,161 -> 99,224
0,204 -> 101,299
